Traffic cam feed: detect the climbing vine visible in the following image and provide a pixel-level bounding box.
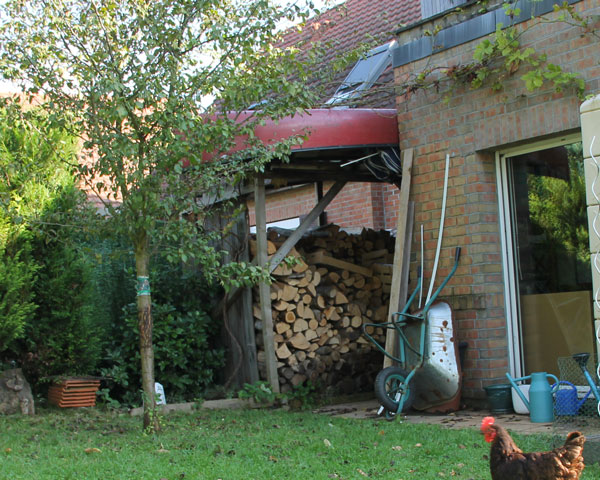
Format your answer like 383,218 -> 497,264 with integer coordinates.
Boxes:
418,2 -> 594,102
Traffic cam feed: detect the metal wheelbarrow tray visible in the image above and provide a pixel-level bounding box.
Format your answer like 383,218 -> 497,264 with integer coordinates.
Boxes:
403,301 -> 461,412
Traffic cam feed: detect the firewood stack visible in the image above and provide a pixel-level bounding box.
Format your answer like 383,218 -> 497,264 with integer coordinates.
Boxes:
251,225 -> 396,395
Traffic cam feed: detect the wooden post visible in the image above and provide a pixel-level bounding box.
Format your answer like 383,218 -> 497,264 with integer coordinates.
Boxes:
383,148 -> 414,368
220,208 -> 259,388
254,174 -> 279,392
234,210 -> 259,385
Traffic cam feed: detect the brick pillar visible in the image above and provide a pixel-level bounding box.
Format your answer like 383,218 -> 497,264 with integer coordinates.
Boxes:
581,94 -> 600,362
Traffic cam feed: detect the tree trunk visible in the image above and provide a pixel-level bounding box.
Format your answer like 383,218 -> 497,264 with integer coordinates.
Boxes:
135,235 -> 159,432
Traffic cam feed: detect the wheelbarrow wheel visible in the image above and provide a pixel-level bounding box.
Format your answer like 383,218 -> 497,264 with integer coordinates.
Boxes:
375,366 -> 414,413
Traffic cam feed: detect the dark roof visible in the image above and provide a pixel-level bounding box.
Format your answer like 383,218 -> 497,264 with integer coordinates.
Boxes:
281,0 -> 421,107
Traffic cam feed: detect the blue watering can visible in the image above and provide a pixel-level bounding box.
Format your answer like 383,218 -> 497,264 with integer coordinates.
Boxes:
554,381 -> 592,416
506,372 -> 559,423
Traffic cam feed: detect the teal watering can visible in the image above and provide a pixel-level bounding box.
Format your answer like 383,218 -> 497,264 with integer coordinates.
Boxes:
506,372 -> 559,423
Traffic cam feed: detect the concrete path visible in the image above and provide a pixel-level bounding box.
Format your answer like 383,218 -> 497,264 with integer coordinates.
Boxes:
314,398 -> 556,435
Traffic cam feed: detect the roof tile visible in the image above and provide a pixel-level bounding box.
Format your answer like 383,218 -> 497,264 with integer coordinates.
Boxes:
281,0 -> 421,107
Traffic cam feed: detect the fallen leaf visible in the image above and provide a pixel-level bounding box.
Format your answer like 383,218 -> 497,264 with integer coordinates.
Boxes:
458,444 -> 466,449
84,448 -> 101,454
5,448 -> 12,454
392,445 -> 402,451
415,443 -> 422,447
357,468 -> 369,477
269,455 -> 277,462
324,438 -> 332,448
378,430 -> 385,435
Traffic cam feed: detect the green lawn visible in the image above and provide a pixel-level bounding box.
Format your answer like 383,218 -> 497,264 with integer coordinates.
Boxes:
2,407 -> 599,479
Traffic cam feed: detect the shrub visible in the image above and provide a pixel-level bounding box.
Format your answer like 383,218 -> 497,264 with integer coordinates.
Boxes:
101,302 -> 225,406
0,227 -> 37,351
0,104 -> 101,390
19,240 -> 100,385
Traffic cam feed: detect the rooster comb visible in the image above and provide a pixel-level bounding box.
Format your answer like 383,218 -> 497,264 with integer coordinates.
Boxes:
481,416 -> 495,431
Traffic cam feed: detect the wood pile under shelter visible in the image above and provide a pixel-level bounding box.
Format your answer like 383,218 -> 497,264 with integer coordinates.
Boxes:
251,224 -> 396,395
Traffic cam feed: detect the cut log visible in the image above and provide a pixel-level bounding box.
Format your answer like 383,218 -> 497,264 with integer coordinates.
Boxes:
275,322 -> 290,334
334,290 -> 348,305
313,295 -> 326,309
302,307 -> 315,320
323,306 -> 341,321
272,262 -> 293,276
295,351 -> 307,363
284,311 -> 296,324
290,333 -> 310,350
293,318 -> 309,332
327,271 -> 341,284
276,343 -> 292,359
281,285 -> 298,302
305,329 -> 318,341
351,316 -> 362,329
292,258 -> 309,273
273,300 -> 289,312
347,303 -> 362,317
353,275 -> 366,289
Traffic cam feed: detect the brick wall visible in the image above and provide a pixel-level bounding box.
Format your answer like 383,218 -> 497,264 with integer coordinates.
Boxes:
393,0 -> 600,400
247,181 -> 389,230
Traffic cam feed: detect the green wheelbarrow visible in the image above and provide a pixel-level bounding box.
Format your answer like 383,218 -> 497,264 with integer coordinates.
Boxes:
363,247 -> 462,419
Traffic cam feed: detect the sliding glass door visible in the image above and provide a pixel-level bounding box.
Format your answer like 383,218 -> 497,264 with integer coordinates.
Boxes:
500,139 -> 595,377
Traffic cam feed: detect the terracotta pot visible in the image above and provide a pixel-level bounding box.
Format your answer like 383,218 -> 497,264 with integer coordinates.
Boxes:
48,377 -> 100,408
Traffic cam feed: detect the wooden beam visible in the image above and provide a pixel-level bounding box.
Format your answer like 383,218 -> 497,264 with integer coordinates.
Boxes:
383,148 -> 414,369
254,174 -> 279,392
268,180 -> 346,273
315,182 -> 326,226
306,250 -> 373,277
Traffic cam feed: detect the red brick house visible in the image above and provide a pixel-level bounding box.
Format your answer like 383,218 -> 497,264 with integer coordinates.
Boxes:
247,0 -> 600,405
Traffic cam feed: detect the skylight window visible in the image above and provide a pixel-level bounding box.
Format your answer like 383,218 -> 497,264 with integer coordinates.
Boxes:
326,41 -> 397,106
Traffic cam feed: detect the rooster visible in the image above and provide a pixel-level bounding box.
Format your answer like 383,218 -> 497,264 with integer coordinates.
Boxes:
480,416 -> 585,480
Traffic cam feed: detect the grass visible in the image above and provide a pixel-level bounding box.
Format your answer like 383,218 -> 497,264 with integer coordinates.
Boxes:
2,406 -> 600,479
